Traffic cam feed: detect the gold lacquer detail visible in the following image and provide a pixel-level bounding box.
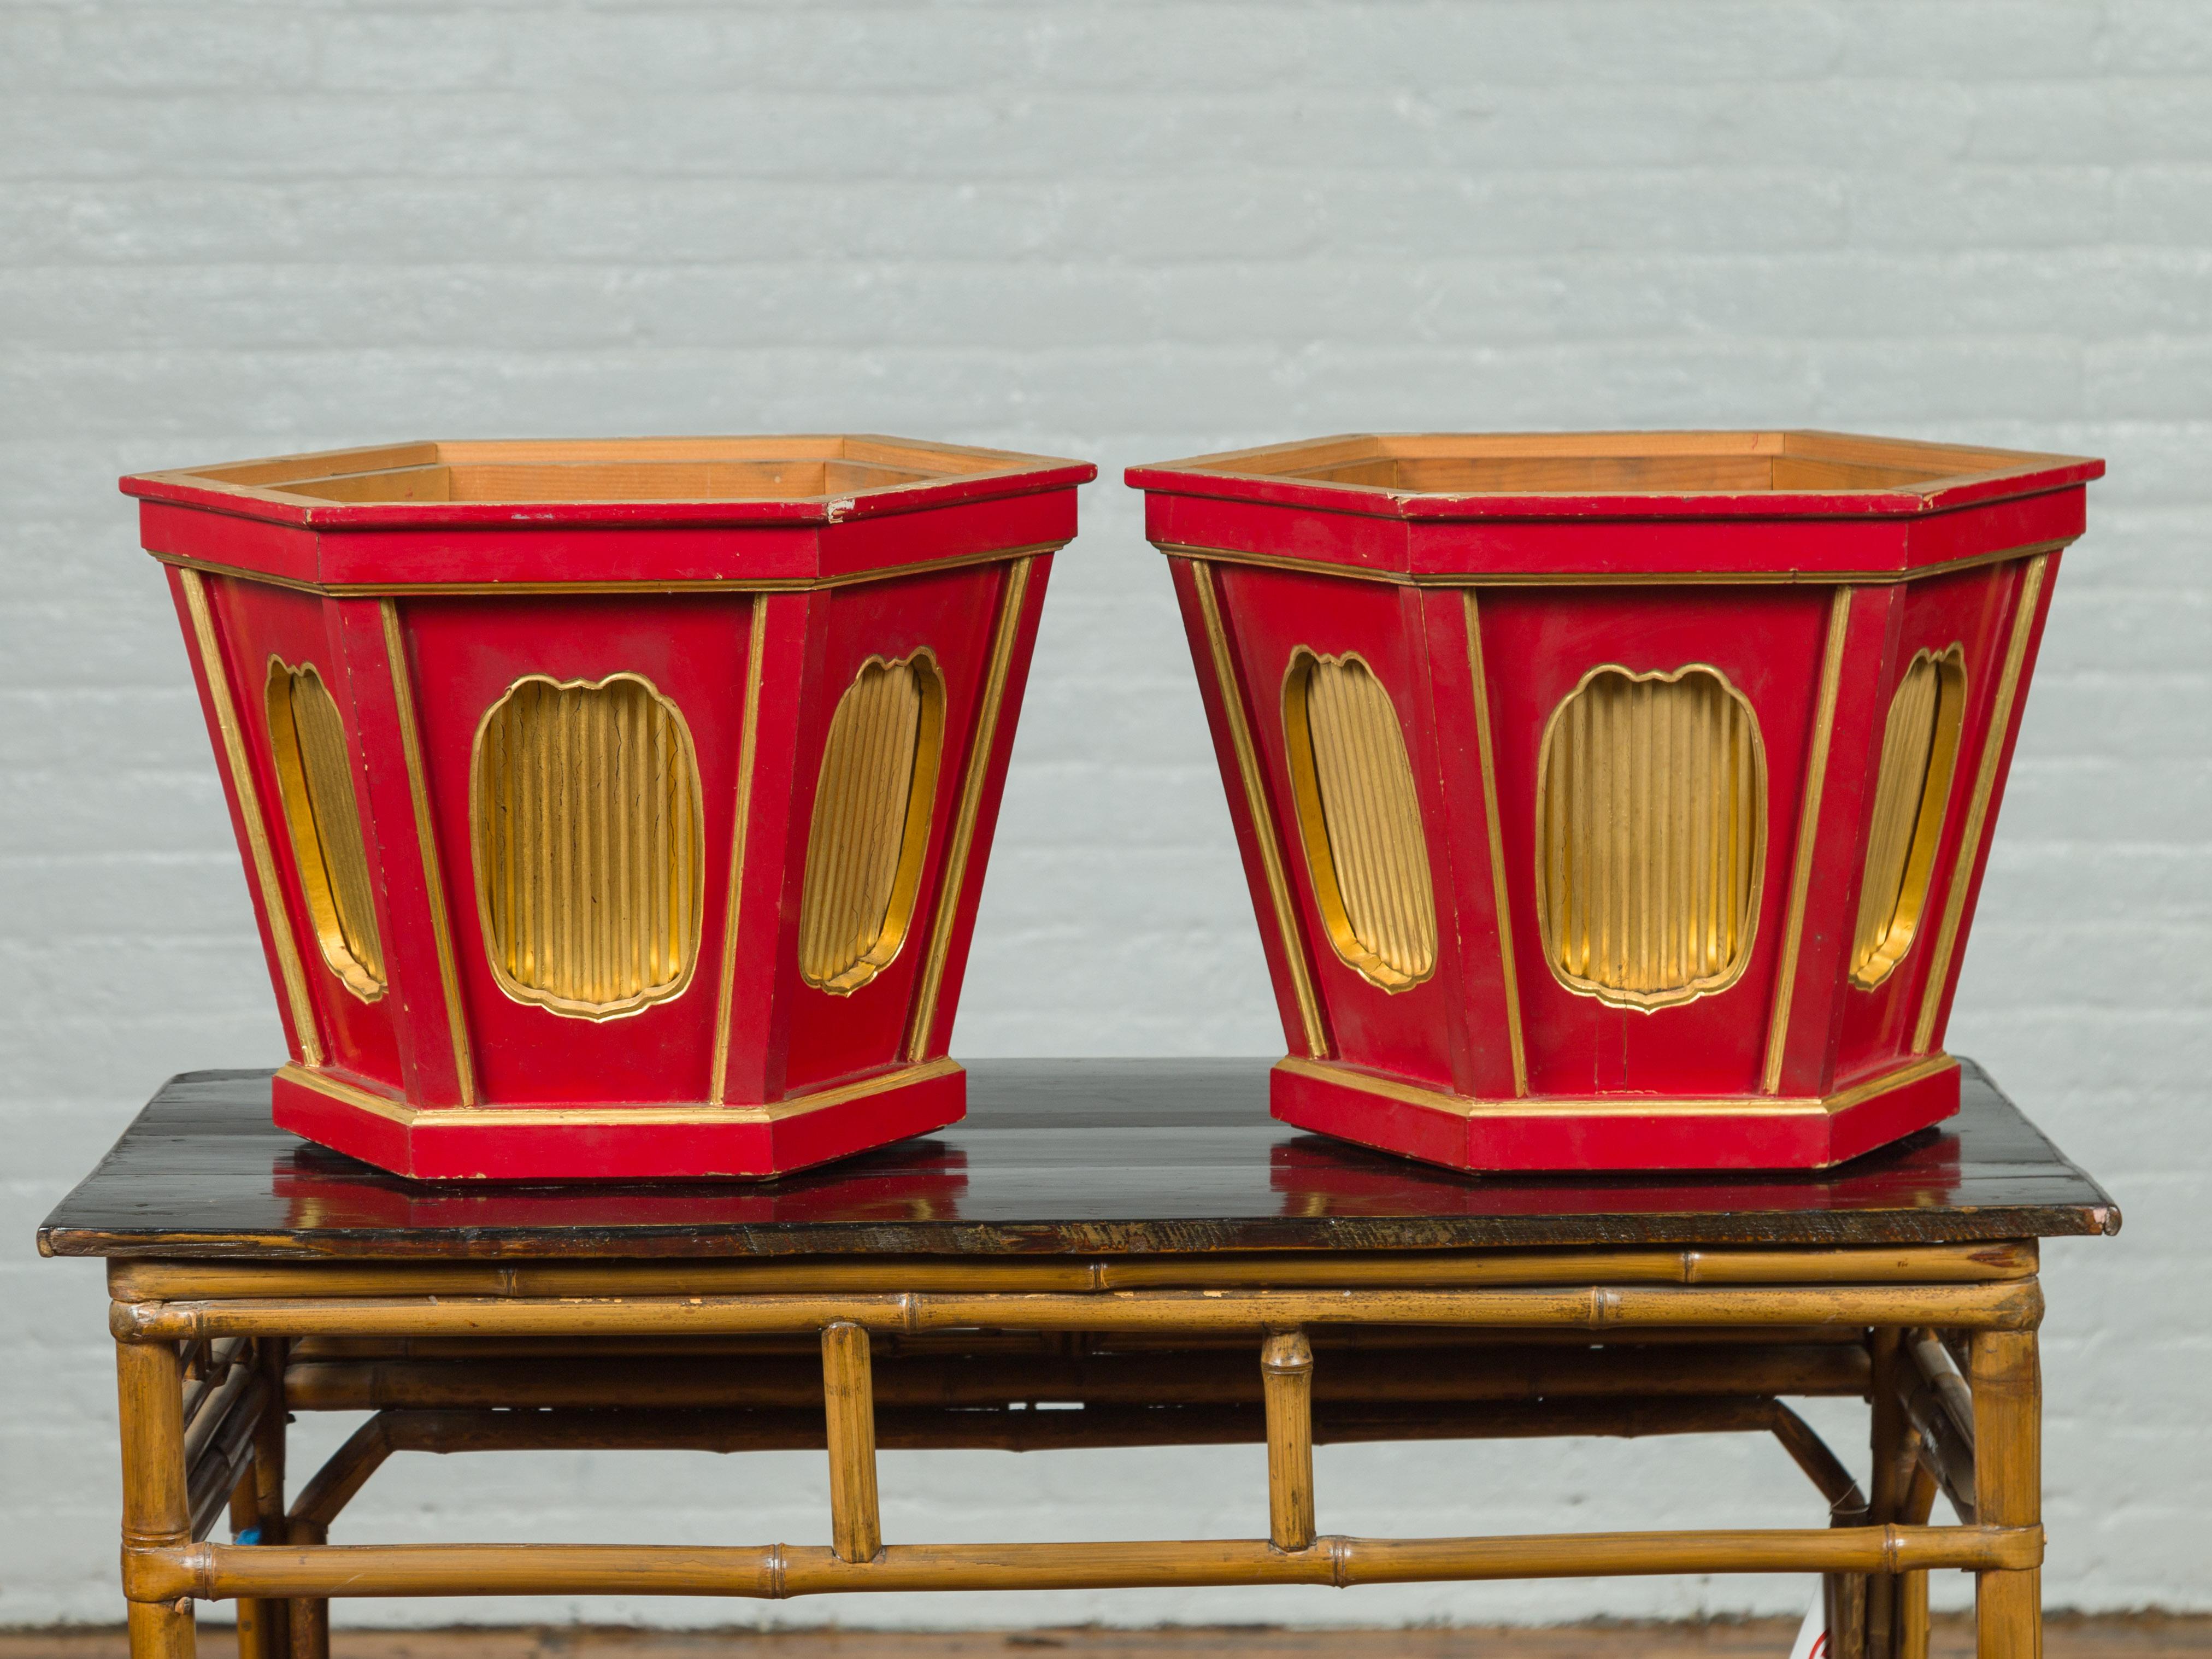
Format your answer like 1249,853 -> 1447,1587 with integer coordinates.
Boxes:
1760,587 -> 1855,1092
1536,663 -> 1767,1009
382,602 -> 475,1103
264,660 -> 386,1002
1915,552 -> 2051,1052
1463,592 -> 1528,1095
1851,646 -> 1968,991
1274,1052 -> 1957,1122
908,559 -> 1033,1056
798,651 -> 946,996
470,673 -> 704,1020
709,599 -> 773,1103
1281,651 -> 1438,992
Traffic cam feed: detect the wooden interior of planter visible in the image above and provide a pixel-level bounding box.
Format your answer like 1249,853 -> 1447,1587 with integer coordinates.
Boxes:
1189,431 -> 2061,496
179,436 -> 1029,505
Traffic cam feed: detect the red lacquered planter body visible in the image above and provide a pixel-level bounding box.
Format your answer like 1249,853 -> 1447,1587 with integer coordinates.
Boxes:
128,437 -> 1091,1179
1129,431 -> 2101,1172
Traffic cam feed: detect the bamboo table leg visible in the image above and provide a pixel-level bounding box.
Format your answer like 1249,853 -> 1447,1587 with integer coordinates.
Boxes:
1867,1328 -> 1908,1659
253,1330 -> 321,1659
1970,1329 -> 2042,1659
225,1470 -> 263,1657
1261,1329 -> 1314,1551
286,1523 -> 329,1659
246,1338 -> 290,1659
1897,1451 -> 1940,1659
1826,1553 -> 1869,1659
117,1337 -> 196,1659
822,1322 -> 882,1563
1899,1554 -> 1933,1659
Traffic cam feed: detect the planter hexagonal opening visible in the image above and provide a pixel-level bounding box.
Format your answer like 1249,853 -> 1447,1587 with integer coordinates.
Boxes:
129,436 -> 1092,1180
1130,430 -> 2101,1173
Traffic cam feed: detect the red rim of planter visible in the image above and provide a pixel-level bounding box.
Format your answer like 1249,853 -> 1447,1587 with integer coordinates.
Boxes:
1125,428 -> 2103,523
125,434 -> 1095,531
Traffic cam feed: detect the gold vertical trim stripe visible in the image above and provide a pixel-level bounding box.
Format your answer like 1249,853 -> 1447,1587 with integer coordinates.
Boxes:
1851,646 -> 1967,991
709,599 -> 772,1104
263,660 -> 386,1001
1280,650 -> 1438,991
382,602 -> 475,1103
1914,554 -> 2049,1054
1761,587 -> 1855,1093
799,650 -> 946,995
181,569 -> 322,1066
1191,561 -> 1327,1057
907,557 -> 1032,1061
470,672 -> 705,1020
1463,593 -> 1527,1096
1536,663 -> 1768,1010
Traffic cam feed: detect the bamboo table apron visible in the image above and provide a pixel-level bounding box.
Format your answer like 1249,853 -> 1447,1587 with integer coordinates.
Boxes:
39,1056 -> 2117,1659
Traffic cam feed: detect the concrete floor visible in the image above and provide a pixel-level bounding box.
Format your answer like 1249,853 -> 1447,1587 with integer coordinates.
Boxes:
4,1621 -> 2210,1658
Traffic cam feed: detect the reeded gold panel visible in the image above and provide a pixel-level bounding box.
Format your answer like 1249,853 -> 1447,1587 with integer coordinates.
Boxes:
1536,664 -> 1767,1010
1281,650 -> 1437,992
264,660 -> 386,1002
1851,646 -> 1967,990
470,673 -> 703,1020
798,651 -> 946,996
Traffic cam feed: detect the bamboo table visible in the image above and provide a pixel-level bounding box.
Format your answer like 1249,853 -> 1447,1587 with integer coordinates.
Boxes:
40,1058 -> 2118,1659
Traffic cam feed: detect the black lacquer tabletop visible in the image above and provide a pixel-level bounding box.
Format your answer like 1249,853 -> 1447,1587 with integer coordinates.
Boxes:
39,1058 -> 2118,1261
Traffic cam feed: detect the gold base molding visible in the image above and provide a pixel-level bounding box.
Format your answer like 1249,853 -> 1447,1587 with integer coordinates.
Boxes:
1275,1052 -> 1959,1121
277,1057 -> 961,1130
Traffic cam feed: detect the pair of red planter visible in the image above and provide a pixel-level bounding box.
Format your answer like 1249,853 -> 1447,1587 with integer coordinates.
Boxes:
126,430 -> 2101,1181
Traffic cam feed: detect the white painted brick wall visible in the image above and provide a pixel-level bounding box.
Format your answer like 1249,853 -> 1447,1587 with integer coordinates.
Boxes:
3,0 -> 2207,1629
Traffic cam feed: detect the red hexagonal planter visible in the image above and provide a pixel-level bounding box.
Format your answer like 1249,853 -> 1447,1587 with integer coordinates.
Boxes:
1129,430 -> 2100,1172
127,436 -> 1092,1179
